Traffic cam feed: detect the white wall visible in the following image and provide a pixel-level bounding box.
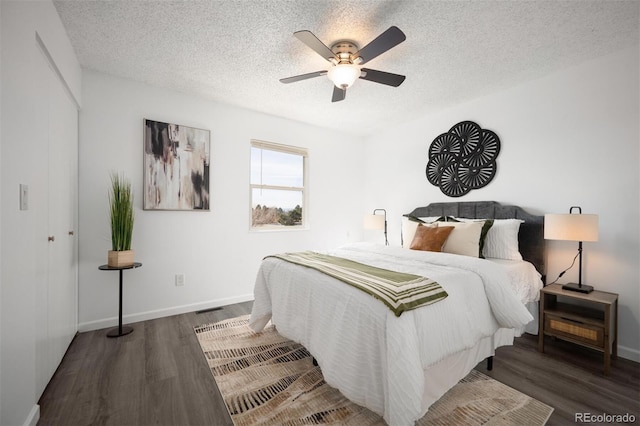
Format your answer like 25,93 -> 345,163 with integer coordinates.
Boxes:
362,47 -> 640,361
0,1 -> 3,420
78,71 -> 365,330
0,1 -> 81,425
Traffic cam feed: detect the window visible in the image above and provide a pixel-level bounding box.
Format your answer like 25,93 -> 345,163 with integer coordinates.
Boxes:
250,140 -> 307,230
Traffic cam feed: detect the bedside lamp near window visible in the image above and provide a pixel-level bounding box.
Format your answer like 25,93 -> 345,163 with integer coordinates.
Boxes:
544,206 -> 599,293
364,209 -> 388,246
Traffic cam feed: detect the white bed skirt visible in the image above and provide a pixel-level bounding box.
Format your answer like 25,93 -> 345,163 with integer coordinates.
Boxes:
524,301 -> 539,335
419,328 -> 515,417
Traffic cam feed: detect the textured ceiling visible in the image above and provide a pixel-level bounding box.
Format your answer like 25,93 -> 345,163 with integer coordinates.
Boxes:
53,0 -> 639,137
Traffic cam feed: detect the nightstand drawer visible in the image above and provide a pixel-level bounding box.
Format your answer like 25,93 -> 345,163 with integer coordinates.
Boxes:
545,314 -> 604,347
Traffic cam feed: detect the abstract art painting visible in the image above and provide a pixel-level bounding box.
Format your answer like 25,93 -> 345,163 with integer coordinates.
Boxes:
144,119 -> 210,210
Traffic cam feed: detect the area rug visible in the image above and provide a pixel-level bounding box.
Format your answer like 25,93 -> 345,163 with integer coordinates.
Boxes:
194,315 -> 553,425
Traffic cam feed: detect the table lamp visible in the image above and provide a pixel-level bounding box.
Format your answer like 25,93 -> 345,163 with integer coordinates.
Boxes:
364,209 -> 388,245
544,206 -> 598,293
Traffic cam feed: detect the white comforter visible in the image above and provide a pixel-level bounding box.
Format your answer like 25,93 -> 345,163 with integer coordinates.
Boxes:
249,243 -> 539,425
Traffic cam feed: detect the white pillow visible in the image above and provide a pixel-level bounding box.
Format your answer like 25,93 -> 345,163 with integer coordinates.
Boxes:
402,218 -> 420,248
482,219 -> 524,260
401,216 -> 440,248
440,221 -> 484,257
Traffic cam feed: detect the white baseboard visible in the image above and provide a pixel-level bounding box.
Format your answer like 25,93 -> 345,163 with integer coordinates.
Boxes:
24,405 -> 39,426
618,344 -> 640,363
77,294 -> 254,332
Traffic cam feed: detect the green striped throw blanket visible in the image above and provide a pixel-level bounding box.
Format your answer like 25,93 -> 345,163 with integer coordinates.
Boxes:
267,251 -> 448,316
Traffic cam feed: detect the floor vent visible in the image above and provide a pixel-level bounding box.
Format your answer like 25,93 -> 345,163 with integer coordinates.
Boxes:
196,306 -> 224,314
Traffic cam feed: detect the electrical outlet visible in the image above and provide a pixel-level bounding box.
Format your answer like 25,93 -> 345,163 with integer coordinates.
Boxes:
175,274 -> 185,287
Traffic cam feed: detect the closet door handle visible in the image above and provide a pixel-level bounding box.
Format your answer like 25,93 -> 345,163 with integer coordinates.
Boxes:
68,231 -> 74,236
48,236 -> 55,242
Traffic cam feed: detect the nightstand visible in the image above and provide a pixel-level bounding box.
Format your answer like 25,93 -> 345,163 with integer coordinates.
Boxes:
538,283 -> 618,374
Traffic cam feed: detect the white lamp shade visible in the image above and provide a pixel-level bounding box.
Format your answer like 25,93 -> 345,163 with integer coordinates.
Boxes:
363,214 -> 385,230
328,64 -> 361,88
544,213 -> 598,242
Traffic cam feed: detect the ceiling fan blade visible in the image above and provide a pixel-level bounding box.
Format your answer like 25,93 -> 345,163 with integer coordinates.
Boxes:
280,70 -> 327,84
294,30 -> 338,62
360,68 -> 406,87
352,26 -> 406,65
331,86 -> 346,102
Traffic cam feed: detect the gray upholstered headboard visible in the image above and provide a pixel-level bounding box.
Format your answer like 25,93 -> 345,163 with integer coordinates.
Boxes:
405,201 -> 545,277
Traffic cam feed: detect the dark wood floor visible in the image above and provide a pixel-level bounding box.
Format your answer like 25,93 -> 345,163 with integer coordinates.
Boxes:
481,334 -> 639,425
39,301 -> 639,425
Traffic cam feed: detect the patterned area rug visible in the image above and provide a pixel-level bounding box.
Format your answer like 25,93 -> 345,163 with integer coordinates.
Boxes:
194,315 -> 553,425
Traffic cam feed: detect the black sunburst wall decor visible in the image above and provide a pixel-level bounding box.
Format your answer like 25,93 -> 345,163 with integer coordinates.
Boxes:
426,121 -> 501,197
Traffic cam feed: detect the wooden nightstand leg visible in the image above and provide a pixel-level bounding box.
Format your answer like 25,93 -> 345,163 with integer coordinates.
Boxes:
613,299 -> 618,360
538,334 -> 544,352
604,305 -> 611,375
538,295 -> 545,353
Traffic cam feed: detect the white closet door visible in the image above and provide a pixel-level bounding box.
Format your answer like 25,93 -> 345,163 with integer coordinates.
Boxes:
47,56 -> 78,372
34,43 -> 78,397
34,45 -> 52,397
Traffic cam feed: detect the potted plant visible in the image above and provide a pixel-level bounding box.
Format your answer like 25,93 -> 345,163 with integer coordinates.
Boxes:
107,173 -> 135,267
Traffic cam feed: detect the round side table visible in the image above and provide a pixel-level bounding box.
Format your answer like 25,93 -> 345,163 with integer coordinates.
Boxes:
98,262 -> 142,337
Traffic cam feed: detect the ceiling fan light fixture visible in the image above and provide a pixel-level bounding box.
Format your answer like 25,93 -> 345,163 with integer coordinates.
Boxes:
281,27 -> 406,101
327,64 -> 361,89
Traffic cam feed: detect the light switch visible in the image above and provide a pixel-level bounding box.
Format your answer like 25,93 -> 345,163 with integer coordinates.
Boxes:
20,184 -> 28,210
175,274 -> 185,287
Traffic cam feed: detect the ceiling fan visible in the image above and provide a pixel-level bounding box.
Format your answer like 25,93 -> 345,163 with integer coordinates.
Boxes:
280,26 -> 406,102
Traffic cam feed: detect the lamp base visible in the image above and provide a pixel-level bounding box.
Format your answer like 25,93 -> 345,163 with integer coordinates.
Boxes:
562,282 -> 594,294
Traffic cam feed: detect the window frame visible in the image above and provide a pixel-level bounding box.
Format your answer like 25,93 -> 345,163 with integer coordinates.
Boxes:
249,140 -> 308,232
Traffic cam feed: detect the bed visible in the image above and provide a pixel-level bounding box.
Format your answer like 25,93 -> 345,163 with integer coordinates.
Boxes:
249,201 -> 545,425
